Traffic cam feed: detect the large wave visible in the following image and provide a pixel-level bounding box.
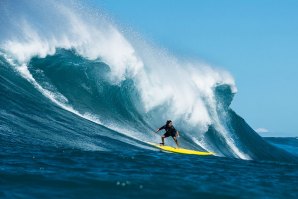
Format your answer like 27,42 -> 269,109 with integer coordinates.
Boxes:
0,0 -> 295,161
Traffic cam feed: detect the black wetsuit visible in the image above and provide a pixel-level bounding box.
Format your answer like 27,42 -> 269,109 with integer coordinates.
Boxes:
158,125 -> 177,138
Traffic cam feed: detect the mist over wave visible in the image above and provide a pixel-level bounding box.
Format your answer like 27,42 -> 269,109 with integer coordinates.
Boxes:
0,0 -> 296,161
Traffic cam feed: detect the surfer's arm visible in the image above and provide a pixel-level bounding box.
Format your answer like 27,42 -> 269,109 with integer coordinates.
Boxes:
155,128 -> 162,133
154,125 -> 165,133
176,131 -> 180,137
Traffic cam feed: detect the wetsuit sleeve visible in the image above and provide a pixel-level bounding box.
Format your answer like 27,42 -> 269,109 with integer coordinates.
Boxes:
158,125 -> 166,131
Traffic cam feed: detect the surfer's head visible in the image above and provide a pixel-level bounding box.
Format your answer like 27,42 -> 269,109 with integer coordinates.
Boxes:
166,120 -> 172,127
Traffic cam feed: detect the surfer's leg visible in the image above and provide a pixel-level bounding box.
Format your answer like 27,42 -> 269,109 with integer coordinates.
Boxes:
172,136 -> 179,148
161,132 -> 170,145
160,135 -> 165,145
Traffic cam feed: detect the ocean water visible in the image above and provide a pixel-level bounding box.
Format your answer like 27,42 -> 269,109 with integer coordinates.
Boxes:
1,139 -> 298,199
0,1 -> 297,198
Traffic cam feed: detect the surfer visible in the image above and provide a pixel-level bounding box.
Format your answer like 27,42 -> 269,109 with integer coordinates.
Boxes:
154,120 -> 180,147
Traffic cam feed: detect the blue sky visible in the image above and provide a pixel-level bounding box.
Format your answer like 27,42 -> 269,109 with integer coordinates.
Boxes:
90,0 -> 298,137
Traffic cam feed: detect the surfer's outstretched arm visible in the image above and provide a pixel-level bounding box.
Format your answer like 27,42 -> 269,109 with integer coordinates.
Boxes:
154,129 -> 160,134
154,125 -> 165,134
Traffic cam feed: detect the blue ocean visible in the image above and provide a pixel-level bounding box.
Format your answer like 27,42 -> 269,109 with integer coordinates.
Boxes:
1,1 -> 297,198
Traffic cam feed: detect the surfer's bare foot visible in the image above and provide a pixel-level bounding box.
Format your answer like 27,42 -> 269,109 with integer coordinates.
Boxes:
159,143 -> 164,146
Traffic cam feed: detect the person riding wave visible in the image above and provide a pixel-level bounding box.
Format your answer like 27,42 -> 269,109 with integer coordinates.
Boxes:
154,120 -> 180,147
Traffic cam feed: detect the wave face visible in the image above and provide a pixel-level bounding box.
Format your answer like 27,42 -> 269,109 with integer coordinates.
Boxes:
0,0 -> 295,161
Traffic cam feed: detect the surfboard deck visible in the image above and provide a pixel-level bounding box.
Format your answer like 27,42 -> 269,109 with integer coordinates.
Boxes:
147,142 -> 214,156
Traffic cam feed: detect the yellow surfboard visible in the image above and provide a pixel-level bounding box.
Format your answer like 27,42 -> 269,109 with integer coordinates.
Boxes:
147,142 -> 214,156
